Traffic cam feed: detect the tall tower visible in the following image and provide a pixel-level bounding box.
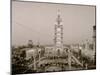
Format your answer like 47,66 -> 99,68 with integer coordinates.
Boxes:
54,9 -> 63,55
93,25 -> 96,64
93,25 -> 96,51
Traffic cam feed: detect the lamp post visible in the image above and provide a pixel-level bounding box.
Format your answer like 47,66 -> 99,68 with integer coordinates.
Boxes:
34,56 -> 36,71
68,49 -> 71,70
38,49 -> 41,68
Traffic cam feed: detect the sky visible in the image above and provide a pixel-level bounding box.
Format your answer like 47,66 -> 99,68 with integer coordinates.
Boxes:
12,1 -> 95,46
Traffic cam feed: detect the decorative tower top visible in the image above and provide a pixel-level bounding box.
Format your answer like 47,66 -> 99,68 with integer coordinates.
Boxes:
56,9 -> 62,25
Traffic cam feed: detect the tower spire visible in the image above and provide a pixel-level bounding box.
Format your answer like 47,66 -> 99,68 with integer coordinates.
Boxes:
57,9 -> 62,25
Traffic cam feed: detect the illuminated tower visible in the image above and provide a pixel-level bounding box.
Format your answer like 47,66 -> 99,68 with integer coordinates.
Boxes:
54,9 -> 63,54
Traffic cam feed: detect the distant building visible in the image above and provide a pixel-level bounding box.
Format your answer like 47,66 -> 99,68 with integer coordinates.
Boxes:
44,45 -> 55,56
25,48 -> 37,60
20,48 -> 38,60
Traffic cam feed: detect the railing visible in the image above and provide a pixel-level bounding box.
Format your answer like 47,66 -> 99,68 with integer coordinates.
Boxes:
27,49 -> 83,72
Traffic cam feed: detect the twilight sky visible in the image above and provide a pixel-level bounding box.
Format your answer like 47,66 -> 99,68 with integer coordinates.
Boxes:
12,1 -> 95,46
